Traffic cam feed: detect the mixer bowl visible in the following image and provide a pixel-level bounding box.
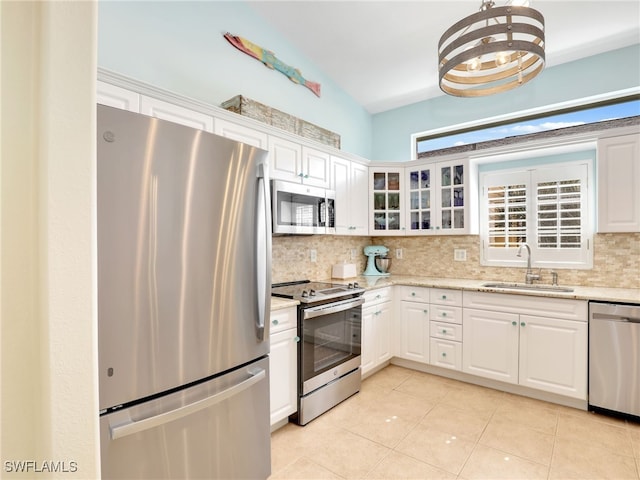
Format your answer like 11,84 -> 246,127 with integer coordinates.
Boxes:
375,257 -> 392,273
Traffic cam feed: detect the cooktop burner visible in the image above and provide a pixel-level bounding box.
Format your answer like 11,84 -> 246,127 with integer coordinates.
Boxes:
272,280 -> 364,304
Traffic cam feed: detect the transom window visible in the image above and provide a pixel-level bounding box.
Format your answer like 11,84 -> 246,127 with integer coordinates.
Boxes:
479,149 -> 594,269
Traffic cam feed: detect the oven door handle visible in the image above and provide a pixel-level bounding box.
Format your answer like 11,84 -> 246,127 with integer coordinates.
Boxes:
303,297 -> 365,320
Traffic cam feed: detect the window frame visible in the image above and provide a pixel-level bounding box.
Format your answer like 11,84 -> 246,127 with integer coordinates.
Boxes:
478,149 -> 594,270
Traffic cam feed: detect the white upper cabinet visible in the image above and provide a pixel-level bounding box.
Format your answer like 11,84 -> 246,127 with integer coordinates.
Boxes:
331,156 -> 368,235
302,147 -> 331,188
269,136 -> 303,183
269,137 -> 330,188
369,167 -> 405,235
406,158 -> 470,235
140,96 -> 214,132
597,133 -> 640,232
213,118 -> 268,149
97,81 -> 140,112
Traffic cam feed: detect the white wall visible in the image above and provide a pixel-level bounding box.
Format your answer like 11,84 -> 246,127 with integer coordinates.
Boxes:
1,2 -> 99,477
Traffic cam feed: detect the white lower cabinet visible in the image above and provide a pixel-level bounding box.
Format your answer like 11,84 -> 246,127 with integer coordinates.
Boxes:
361,288 -> 392,376
518,314 -> 587,397
462,292 -> 588,400
269,307 -> 298,426
398,301 -> 430,363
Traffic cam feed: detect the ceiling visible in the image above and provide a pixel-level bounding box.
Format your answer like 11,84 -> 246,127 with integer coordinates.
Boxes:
247,1 -> 640,114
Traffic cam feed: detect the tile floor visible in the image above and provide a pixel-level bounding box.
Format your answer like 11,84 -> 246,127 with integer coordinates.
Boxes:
270,365 -> 640,479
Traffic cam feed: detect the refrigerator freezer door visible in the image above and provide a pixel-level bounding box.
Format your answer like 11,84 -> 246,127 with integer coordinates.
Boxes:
100,357 -> 271,479
97,105 -> 271,410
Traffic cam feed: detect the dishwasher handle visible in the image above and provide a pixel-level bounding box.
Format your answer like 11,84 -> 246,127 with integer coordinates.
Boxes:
590,302 -> 640,322
109,368 -> 266,440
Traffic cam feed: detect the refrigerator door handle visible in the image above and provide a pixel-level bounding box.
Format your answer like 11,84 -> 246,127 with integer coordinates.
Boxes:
109,368 -> 266,440
256,162 -> 272,341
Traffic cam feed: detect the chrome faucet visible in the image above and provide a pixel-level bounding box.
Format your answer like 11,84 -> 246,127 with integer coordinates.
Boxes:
517,243 -> 540,284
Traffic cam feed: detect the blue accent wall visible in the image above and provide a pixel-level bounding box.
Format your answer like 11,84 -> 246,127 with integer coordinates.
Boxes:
98,1 -> 373,157
98,2 -> 639,162
372,44 -> 640,161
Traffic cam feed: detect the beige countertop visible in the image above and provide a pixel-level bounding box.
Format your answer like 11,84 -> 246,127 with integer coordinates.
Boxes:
270,296 -> 299,310
269,275 -> 640,308
326,275 -> 640,304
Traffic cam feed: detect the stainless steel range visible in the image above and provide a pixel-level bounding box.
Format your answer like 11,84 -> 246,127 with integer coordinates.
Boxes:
272,280 -> 365,425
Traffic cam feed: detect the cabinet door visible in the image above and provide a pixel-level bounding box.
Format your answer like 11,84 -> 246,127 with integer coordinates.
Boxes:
370,168 -> 404,235
214,118 -> 268,149
97,81 -> 140,112
597,134 -> 640,232
331,157 -> 352,234
463,308 -> 519,384
376,301 -> 393,365
398,302 -> 430,363
518,315 -> 587,399
361,307 -> 376,376
269,136 -> 303,182
406,164 -> 434,234
302,147 -> 330,188
269,328 -> 298,425
140,96 -> 214,132
437,159 -> 467,233
349,162 -> 370,235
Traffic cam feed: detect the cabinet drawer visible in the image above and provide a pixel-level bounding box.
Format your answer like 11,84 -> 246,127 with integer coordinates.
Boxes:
399,286 -> 430,303
430,321 -> 462,341
270,307 -> 297,334
463,291 -> 587,321
430,305 -> 462,324
363,287 -> 392,306
430,338 -> 462,370
430,288 -> 462,306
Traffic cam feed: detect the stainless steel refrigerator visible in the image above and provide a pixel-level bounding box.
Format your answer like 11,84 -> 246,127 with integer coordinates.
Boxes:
97,105 -> 272,479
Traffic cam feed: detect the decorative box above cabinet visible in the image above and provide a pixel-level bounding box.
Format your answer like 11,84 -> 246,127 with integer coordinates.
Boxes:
369,167 -> 405,235
406,158 -> 471,235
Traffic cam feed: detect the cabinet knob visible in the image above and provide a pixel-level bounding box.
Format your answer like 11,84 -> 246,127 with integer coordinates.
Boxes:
294,336 -> 300,342
441,295 -> 447,300
512,321 -> 517,326
442,312 -> 447,317
376,294 -> 381,299
442,329 -> 447,334
423,309 -> 428,314
272,319 -> 279,325
521,321 -> 526,327
411,292 -> 416,296
442,352 -> 447,357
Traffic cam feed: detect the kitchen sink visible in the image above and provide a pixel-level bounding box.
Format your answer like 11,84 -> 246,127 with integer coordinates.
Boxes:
482,282 -> 574,293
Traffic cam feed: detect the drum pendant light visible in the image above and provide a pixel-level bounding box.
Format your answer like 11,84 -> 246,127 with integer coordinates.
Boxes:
438,0 -> 545,97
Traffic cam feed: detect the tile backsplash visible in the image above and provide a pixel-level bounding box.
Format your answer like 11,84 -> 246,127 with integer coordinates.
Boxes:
272,233 -> 640,289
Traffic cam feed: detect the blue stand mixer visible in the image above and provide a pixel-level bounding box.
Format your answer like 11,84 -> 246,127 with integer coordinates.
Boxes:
363,245 -> 391,276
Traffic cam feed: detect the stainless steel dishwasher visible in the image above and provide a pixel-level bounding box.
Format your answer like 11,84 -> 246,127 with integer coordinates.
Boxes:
589,301 -> 640,419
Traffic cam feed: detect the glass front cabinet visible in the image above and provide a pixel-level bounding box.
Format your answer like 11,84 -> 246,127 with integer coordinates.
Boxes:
406,158 -> 470,235
369,168 -> 405,234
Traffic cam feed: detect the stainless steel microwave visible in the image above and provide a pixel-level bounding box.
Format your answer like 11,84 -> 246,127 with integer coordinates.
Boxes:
271,180 -> 335,235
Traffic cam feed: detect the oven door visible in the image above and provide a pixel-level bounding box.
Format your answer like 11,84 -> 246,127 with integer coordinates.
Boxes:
300,297 -> 363,395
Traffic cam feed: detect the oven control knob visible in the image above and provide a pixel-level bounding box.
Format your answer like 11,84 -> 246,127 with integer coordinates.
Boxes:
353,282 -> 359,288
301,290 -> 309,297
309,289 -> 316,296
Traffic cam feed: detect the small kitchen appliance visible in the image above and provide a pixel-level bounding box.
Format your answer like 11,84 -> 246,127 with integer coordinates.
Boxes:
363,245 -> 391,276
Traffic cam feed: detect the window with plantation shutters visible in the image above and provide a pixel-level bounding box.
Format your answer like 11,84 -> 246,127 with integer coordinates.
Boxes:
480,160 -> 593,269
